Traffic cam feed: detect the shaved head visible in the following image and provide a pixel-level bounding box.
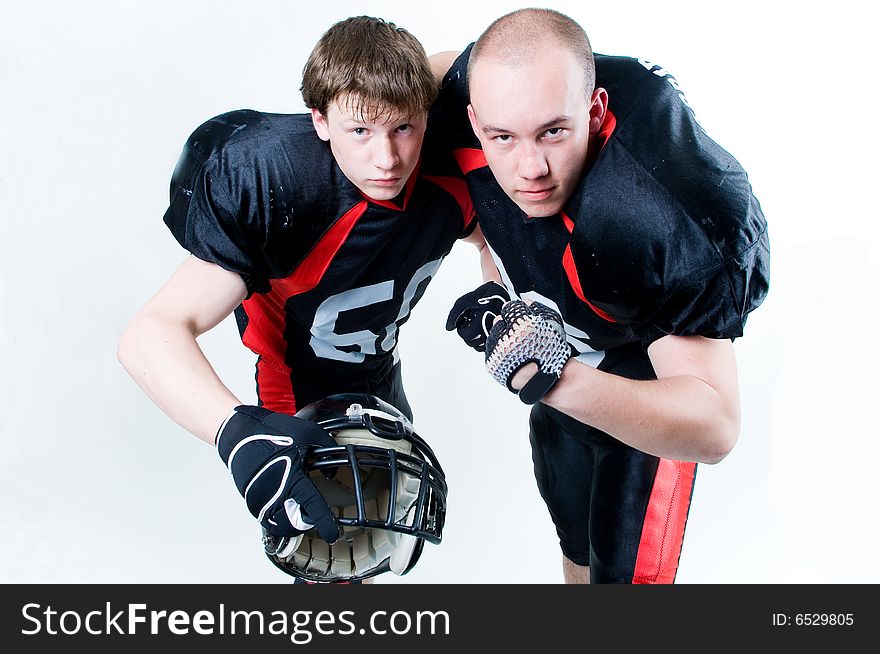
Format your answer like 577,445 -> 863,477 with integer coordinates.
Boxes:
468,8 -> 595,96
464,9 -> 608,217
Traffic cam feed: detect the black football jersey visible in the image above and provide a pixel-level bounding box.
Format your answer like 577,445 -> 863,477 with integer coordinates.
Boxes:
429,45 -> 769,365
164,110 -> 474,412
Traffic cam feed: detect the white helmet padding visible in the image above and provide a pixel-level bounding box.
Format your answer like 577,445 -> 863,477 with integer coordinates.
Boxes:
262,394 -> 446,583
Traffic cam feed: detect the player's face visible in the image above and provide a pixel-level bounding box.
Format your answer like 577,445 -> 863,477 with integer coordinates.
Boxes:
468,46 -> 604,217
312,98 -> 426,201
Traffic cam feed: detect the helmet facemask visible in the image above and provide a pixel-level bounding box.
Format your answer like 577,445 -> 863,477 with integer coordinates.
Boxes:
263,397 -> 446,582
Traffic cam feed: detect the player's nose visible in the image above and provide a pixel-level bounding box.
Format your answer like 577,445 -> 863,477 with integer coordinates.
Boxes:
372,136 -> 400,170
516,143 -> 549,179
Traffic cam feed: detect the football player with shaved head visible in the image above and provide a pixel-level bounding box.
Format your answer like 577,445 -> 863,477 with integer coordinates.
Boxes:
434,8 -> 769,583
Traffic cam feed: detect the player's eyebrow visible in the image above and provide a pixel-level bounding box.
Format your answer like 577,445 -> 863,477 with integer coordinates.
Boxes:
481,115 -> 573,135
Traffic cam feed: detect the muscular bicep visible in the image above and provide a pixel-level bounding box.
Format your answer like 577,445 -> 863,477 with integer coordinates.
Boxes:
647,335 -> 740,415
136,255 -> 248,337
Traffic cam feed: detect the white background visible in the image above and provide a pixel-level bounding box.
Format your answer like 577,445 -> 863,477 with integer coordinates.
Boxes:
1,0 -> 877,584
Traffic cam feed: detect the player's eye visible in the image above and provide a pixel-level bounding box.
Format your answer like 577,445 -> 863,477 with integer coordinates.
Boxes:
352,127 -> 368,136
494,134 -> 512,144
396,123 -> 412,134
544,127 -> 564,137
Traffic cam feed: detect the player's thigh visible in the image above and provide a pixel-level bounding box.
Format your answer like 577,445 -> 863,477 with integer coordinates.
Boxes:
589,443 -> 696,584
528,403 -> 595,566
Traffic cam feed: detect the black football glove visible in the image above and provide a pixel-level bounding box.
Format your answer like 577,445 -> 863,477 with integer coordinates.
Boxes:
216,405 -> 340,543
445,281 -> 510,352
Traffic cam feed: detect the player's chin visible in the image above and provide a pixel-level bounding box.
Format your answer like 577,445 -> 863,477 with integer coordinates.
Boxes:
361,181 -> 405,201
515,198 -> 563,218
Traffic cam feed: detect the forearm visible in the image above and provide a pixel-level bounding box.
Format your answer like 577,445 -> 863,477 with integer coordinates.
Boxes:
463,224 -> 502,284
542,359 -> 739,463
479,241 -> 501,283
118,312 -> 241,444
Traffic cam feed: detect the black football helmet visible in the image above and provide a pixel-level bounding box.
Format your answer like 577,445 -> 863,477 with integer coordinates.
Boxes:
261,393 -> 447,582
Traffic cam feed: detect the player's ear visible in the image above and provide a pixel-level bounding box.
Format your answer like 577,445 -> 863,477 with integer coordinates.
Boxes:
588,88 -> 608,134
311,108 -> 331,142
467,104 -> 479,138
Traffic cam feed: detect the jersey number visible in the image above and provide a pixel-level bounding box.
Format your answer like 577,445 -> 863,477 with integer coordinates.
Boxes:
309,258 -> 444,362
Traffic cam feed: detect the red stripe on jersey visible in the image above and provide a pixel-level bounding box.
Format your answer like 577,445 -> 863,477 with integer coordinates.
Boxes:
255,356 -> 297,414
240,200 -> 370,412
562,244 -> 617,322
272,200 -> 370,296
453,148 -> 489,174
560,211 -> 616,323
632,459 -> 696,584
422,175 -> 476,233
582,109 -> 618,173
597,109 -> 617,148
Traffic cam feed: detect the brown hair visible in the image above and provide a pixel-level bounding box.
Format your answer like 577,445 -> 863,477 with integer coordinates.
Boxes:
468,8 -> 595,96
301,16 -> 436,121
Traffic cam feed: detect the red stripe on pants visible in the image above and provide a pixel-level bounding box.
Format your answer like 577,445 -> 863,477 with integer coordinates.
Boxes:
632,459 -> 696,584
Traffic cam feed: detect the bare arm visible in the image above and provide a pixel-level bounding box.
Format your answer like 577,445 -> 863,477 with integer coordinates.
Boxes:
117,256 -> 248,444
429,50 -> 461,86
535,335 -> 741,463
462,223 -> 501,284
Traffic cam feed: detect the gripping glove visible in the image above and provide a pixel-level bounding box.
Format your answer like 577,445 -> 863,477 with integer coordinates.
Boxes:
216,405 -> 340,543
485,300 -> 573,404
445,281 -> 510,352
